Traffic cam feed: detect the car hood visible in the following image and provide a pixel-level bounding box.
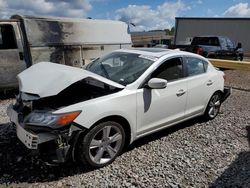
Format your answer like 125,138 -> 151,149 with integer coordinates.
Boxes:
18,62 -> 125,98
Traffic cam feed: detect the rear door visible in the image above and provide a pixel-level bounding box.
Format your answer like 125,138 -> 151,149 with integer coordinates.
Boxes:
0,22 -> 26,89
183,56 -> 214,117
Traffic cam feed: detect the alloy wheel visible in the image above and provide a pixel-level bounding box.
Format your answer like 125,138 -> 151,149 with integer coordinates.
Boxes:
88,125 -> 123,164
208,94 -> 221,119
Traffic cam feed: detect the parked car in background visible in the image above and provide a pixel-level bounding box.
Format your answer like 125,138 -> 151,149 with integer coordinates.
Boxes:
0,15 -> 131,91
174,36 -> 243,61
8,48 -> 231,168
153,44 -> 169,49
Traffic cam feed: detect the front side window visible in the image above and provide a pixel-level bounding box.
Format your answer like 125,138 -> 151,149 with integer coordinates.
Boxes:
151,57 -> 183,82
226,38 -> 234,48
86,52 -> 155,85
219,38 -> 227,50
0,24 -> 17,49
185,57 -> 208,76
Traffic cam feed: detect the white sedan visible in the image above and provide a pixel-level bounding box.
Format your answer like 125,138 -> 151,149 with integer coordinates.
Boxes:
8,48 -> 231,167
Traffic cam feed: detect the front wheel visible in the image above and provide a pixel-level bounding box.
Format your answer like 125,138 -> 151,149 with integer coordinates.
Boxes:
203,92 -> 222,120
77,121 -> 125,168
235,55 -> 243,61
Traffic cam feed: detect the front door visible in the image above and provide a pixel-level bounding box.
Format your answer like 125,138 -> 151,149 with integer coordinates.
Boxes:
0,22 -> 26,90
136,57 -> 187,136
217,37 -> 228,60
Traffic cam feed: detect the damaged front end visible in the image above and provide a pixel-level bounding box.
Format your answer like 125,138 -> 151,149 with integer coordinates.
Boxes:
7,98 -> 83,164
7,62 -> 124,164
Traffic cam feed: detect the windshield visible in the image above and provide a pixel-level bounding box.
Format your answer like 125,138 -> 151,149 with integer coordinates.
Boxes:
85,52 -> 155,85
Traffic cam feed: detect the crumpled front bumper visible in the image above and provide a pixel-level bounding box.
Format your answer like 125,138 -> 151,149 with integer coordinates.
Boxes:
7,105 -> 83,164
7,105 -> 56,149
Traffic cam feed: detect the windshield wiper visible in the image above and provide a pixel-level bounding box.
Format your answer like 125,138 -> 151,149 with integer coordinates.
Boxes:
100,64 -> 110,79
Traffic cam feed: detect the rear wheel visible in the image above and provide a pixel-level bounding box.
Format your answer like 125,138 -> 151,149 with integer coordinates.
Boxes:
203,92 -> 221,120
235,56 -> 241,61
77,121 -> 125,168
240,54 -> 243,61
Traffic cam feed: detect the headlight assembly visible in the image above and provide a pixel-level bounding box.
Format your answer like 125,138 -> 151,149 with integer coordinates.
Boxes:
24,111 -> 81,129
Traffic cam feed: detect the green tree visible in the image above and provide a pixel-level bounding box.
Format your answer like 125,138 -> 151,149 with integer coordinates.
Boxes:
165,27 -> 175,35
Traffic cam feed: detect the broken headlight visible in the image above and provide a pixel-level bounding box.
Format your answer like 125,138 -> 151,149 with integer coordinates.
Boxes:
24,111 -> 81,129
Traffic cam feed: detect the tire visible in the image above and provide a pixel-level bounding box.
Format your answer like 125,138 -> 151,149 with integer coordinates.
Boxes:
235,56 -> 241,61
203,92 -> 222,121
240,55 -> 243,61
235,55 -> 243,61
77,121 -> 125,168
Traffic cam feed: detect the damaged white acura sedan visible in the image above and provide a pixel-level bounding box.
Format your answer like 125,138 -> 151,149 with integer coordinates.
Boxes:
8,48 -> 231,167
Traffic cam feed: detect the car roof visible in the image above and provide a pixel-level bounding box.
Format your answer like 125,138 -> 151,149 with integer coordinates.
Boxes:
116,48 -> 185,58
115,48 -> 203,59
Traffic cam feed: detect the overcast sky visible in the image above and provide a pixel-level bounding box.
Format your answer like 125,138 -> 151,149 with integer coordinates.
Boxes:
0,0 -> 250,31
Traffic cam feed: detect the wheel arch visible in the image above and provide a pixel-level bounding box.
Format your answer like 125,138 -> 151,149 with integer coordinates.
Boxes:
207,89 -> 223,104
203,89 -> 223,114
215,89 -> 223,96
203,89 -> 223,118
73,115 -> 132,163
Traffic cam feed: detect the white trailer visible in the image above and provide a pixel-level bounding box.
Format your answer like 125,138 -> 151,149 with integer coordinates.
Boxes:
0,15 -> 131,90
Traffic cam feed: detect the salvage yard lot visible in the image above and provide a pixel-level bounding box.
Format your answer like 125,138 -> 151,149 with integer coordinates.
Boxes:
0,70 -> 250,187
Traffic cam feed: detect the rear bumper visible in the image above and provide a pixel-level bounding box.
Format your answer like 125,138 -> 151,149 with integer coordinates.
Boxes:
221,86 -> 232,103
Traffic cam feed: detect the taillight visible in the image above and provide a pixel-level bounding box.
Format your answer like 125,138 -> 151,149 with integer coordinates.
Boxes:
196,47 -> 203,55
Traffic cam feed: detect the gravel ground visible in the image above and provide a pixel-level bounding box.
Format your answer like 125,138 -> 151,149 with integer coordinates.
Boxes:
0,70 -> 250,187
224,70 -> 250,91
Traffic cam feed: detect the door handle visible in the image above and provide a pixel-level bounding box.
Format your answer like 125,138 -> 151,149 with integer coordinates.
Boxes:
176,89 -> 186,97
207,80 -> 213,86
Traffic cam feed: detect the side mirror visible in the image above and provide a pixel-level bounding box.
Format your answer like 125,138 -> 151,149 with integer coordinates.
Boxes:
236,42 -> 242,49
147,78 -> 167,89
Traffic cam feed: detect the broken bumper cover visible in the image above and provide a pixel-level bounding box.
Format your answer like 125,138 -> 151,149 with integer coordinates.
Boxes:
221,86 -> 232,103
7,105 -> 83,163
16,121 -> 39,149
7,105 -> 56,149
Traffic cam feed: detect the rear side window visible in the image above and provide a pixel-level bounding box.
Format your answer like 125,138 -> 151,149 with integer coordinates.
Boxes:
185,57 -> 208,76
0,24 -> 17,50
151,57 -> 183,81
191,37 -> 219,46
